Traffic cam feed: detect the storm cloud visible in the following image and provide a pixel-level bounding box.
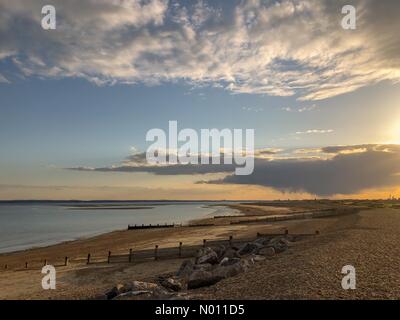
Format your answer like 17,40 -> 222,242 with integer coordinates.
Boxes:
207,149 -> 400,196
68,144 -> 400,196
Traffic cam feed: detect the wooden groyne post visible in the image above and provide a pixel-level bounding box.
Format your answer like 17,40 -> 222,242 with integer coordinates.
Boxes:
178,242 -> 182,257
87,253 -> 91,265
203,239 -> 207,248
107,251 -> 111,264
64,257 -> 69,266
154,245 -> 159,260
229,235 -> 233,247
129,249 -> 133,263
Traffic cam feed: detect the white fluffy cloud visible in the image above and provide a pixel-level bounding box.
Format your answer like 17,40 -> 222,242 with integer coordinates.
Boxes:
296,129 -> 334,135
1,0 -> 400,100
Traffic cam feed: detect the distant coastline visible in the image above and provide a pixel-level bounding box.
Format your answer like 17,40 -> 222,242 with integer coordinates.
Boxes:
0,199 -> 238,204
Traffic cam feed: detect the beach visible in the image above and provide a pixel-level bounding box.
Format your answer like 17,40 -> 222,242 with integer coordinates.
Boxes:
198,207 -> 400,299
1,201 -> 399,299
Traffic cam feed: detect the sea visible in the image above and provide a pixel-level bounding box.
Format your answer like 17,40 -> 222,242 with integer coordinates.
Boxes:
0,201 -> 240,254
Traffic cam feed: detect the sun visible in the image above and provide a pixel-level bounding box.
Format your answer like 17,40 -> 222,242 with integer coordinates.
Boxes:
387,121 -> 400,144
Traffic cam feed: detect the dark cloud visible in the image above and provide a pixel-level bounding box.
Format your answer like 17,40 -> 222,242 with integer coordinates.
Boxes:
255,149 -> 282,155
68,151 -> 239,175
207,149 -> 400,196
70,163 -> 235,175
68,144 -> 400,196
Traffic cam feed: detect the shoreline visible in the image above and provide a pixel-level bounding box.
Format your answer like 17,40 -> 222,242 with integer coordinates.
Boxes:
0,227 -> 129,256
0,201 -> 361,256
0,203 -> 239,255
0,202 -> 322,263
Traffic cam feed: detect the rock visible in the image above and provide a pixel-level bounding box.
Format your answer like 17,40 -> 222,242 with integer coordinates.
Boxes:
253,237 -> 270,246
113,290 -> 154,300
125,280 -> 160,292
167,293 -> 190,300
238,242 -> 264,256
187,270 -> 223,289
126,281 -> 168,297
213,245 -> 226,259
213,260 -> 247,279
111,281 -> 170,300
159,277 -> 185,292
259,246 -> 275,257
176,260 -> 194,278
193,263 -> 213,272
219,257 -> 241,267
269,236 -> 290,246
196,247 -> 219,265
267,237 -> 290,253
105,281 -> 165,300
220,248 -> 240,260
252,255 -> 266,262
105,283 -> 124,300
241,258 -> 253,268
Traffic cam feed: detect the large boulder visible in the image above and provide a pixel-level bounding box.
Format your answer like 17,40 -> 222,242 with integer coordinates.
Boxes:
219,257 -> 241,267
213,259 -> 248,279
196,247 -> 219,265
187,270 -> 223,289
253,237 -> 270,246
251,255 -> 266,262
213,245 -> 226,259
220,248 -> 240,260
193,263 -> 213,272
112,290 -> 155,300
259,246 -> 275,257
238,242 -> 264,256
106,281 -> 169,300
267,237 -> 290,253
213,265 -> 241,279
105,284 -> 124,300
159,277 -> 185,292
241,258 -> 253,269
124,280 -> 165,294
176,260 -> 194,278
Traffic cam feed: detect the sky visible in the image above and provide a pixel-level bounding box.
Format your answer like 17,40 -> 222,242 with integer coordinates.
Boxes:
1,0 -> 400,200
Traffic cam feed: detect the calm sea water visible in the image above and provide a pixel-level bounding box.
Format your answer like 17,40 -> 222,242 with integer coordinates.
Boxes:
0,202 -> 239,254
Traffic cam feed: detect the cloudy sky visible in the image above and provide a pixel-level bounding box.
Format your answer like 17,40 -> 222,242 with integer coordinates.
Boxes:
1,0 -> 400,200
